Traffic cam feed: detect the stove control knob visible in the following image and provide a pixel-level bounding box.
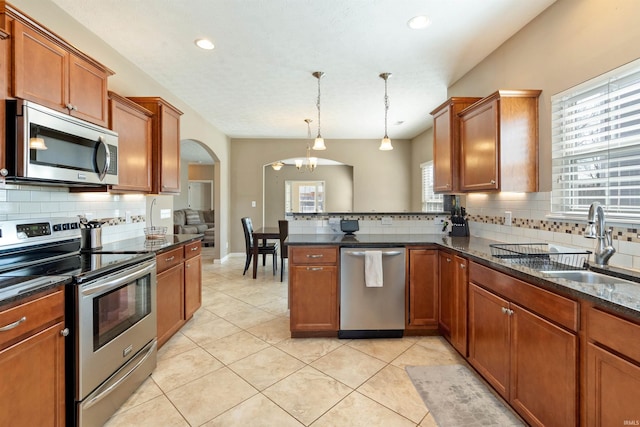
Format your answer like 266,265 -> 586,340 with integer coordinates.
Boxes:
53,224 -> 62,232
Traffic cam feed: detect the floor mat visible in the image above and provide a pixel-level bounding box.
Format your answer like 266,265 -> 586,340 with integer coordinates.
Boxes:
405,364 -> 525,427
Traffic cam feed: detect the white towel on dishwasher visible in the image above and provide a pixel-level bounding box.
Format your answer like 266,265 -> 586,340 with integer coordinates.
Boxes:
364,250 -> 383,287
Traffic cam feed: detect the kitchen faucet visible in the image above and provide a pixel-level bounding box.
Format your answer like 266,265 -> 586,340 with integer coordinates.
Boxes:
584,202 -> 615,267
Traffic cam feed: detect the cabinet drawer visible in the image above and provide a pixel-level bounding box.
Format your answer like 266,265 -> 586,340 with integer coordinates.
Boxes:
470,262 -> 578,331
290,246 -> 338,265
587,306 -> 640,362
156,247 -> 184,273
184,240 -> 202,259
0,289 -> 64,350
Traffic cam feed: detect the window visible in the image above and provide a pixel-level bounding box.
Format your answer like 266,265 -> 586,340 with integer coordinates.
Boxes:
421,161 -> 443,212
551,59 -> 640,219
285,180 -> 325,213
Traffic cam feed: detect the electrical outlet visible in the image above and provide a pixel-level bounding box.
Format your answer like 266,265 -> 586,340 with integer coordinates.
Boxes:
381,216 -> 393,226
504,211 -> 512,226
251,201 -> 256,208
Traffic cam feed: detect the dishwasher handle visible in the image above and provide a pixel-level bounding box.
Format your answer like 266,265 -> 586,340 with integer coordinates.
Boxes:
345,250 -> 403,257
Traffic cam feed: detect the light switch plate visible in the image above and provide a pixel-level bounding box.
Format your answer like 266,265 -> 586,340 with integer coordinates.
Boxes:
160,208 -> 171,219
504,211 -> 512,226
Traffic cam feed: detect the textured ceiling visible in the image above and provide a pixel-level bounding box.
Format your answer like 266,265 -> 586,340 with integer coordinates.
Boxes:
51,0 -> 555,141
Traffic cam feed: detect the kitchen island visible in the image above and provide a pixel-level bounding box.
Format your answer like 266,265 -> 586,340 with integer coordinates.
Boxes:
288,232 -> 640,425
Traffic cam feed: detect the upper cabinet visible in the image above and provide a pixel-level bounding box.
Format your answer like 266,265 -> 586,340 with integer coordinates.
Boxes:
4,6 -> 113,127
458,90 -> 541,192
128,97 -> 183,195
430,97 -> 481,193
108,92 -> 153,193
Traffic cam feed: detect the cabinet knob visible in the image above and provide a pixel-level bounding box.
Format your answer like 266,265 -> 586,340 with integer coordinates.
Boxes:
0,168 -> 7,177
490,179 -> 496,184
60,328 -> 70,337
459,263 -> 466,269
446,258 -> 451,262
501,307 -> 508,314
66,103 -> 78,111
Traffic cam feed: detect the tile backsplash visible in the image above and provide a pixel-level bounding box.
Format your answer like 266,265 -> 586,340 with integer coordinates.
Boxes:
0,184 -> 147,244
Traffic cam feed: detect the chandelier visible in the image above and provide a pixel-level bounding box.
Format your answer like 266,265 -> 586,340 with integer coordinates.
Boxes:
311,71 -> 326,150
379,72 -> 393,151
296,119 -> 318,172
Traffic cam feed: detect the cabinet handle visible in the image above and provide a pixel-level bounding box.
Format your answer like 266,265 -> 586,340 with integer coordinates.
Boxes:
191,247 -> 199,251
0,316 -> 26,332
60,328 -> 70,337
306,267 -> 324,271
306,254 -> 324,258
165,256 -> 175,262
446,258 -> 451,262
508,309 -> 514,316
501,307 -> 508,314
490,179 -> 496,184
66,103 -> 78,111
459,263 -> 466,269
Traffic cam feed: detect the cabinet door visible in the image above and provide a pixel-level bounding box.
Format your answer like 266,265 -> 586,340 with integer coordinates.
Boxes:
510,304 -> 577,427
408,249 -> 438,329
587,343 -> 640,427
159,104 -> 181,194
438,251 -> 454,336
451,255 -> 468,355
290,265 -> 338,332
468,283 -> 510,398
12,19 -> 68,112
432,105 -> 454,192
0,322 -> 66,427
108,94 -> 152,192
68,53 -> 109,126
460,99 -> 499,191
157,263 -> 185,348
184,254 -> 202,320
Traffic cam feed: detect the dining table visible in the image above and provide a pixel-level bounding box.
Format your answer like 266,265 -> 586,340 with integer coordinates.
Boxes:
251,226 -> 280,279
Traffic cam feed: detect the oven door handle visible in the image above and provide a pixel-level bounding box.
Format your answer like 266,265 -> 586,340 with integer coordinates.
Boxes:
83,340 -> 157,410
81,261 -> 156,297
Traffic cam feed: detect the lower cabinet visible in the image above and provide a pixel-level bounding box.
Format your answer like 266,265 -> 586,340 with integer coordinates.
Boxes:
438,251 -> 468,354
0,289 -> 66,427
468,263 -> 578,427
585,306 -> 640,426
289,246 -> 338,336
156,239 -> 203,348
406,248 -> 439,333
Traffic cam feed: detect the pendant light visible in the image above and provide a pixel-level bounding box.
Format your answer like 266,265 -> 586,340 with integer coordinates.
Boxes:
379,72 -> 393,151
29,126 -> 48,150
312,71 -> 326,150
296,119 -> 318,172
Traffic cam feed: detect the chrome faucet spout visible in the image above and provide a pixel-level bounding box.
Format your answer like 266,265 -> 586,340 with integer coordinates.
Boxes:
585,202 -> 615,266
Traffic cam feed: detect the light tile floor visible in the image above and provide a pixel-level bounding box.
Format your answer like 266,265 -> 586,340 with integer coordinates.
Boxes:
105,247 -> 464,427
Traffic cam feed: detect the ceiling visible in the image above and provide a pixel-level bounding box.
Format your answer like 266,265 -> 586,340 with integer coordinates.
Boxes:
52,0 -> 555,144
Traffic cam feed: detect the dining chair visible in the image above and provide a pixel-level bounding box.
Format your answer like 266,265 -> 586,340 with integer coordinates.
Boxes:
278,220 -> 289,282
241,217 -> 278,275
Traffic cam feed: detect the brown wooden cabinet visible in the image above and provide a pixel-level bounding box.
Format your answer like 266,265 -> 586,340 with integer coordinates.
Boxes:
128,97 -> 183,195
108,92 -> 153,193
289,246 -> 338,336
406,248 -> 438,333
468,263 -> 578,427
439,252 -> 468,355
9,17 -> 111,127
184,240 -> 202,320
0,289 -> 66,427
156,247 -> 185,347
459,90 -> 541,192
585,306 -> 640,426
430,97 -> 481,193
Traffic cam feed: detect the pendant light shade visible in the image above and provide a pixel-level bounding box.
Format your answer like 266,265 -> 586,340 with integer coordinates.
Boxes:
379,72 -> 393,151
312,71 -> 327,150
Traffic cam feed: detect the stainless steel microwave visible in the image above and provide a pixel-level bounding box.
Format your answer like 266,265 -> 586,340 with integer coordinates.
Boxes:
4,100 -> 118,186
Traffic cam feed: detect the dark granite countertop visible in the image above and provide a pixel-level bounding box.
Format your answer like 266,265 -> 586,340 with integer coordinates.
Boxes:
98,234 -> 204,254
288,233 -> 640,319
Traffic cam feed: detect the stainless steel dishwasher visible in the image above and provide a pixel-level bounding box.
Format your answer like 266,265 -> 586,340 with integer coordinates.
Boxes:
339,247 -> 405,338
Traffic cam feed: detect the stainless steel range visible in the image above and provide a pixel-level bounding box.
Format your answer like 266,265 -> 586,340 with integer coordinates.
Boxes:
0,218 -> 157,427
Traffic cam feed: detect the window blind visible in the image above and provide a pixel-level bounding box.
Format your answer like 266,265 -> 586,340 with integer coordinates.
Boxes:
551,59 -> 640,219
421,161 -> 443,212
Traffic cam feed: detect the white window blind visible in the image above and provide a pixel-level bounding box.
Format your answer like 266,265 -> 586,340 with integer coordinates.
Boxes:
421,161 -> 443,212
551,59 -> 640,219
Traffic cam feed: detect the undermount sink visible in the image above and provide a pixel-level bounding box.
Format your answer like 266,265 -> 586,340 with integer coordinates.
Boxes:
542,270 -> 638,286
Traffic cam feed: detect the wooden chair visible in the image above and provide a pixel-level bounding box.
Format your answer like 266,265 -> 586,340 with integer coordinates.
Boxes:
241,217 -> 278,276
278,220 -> 289,282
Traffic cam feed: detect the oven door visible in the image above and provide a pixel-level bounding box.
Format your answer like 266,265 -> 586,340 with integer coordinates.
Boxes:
75,258 -> 156,400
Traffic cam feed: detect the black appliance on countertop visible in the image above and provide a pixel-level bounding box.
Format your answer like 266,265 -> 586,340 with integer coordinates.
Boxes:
0,217 -> 157,427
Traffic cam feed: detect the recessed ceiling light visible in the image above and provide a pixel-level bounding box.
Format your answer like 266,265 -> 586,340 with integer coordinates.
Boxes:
195,38 -> 215,50
407,15 -> 431,30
